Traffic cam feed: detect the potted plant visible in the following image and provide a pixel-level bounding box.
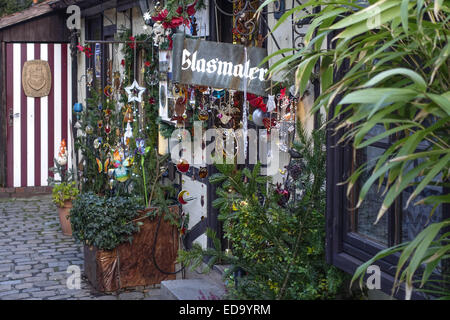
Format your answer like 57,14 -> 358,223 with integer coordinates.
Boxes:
70,191 -> 182,292
52,181 -> 79,236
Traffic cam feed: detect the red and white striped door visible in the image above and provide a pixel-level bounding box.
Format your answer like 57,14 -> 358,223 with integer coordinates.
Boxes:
5,43 -> 72,188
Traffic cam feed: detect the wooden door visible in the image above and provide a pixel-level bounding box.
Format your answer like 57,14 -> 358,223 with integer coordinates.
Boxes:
5,43 -> 72,187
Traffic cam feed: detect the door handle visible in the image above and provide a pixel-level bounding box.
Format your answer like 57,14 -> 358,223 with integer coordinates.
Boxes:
8,109 -> 19,126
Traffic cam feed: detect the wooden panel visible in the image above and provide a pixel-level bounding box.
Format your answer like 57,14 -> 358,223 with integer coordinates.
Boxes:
0,13 -> 70,43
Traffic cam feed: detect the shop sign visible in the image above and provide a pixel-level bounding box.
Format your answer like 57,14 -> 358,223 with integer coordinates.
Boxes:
172,34 -> 269,96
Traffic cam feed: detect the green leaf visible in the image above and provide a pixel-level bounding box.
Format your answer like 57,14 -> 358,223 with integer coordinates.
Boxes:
362,68 -> 427,91
400,0 -> 410,34
330,0 -> 401,30
340,88 -> 418,105
375,160 -> 429,224
426,92 -> 450,115
405,152 -> 450,207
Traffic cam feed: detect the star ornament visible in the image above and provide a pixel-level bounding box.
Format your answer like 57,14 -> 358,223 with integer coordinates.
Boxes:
125,80 -> 146,103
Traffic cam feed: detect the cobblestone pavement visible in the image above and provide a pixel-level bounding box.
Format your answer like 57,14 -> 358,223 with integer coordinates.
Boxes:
0,196 -> 162,300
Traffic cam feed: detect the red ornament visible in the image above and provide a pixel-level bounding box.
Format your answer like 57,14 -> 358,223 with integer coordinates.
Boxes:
176,159 -> 190,173
145,61 -> 151,67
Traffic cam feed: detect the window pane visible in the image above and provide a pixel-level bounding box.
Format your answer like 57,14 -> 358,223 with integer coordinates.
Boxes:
402,184 -> 443,242
352,146 -> 389,246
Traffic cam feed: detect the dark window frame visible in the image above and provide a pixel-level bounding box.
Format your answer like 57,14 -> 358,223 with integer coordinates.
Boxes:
324,32 -> 449,300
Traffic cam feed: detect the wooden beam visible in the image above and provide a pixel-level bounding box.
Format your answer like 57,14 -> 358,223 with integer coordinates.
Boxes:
0,42 -> 5,186
81,0 -> 117,17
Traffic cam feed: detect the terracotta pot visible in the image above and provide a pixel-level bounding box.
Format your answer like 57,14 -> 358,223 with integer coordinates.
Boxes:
58,200 -> 73,236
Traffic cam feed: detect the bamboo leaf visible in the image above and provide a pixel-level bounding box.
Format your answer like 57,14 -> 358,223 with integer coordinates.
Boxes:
426,92 -> 450,116
340,88 -> 418,105
362,68 -> 427,91
406,153 -> 450,207
374,161 -> 429,224
400,0 -> 410,35
330,0 -> 401,30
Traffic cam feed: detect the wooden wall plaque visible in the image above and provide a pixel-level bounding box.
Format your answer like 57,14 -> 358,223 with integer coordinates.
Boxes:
22,60 -> 52,97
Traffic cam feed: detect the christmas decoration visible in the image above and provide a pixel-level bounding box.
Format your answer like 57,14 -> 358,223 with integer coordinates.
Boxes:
56,139 -> 68,166
125,80 -> 146,103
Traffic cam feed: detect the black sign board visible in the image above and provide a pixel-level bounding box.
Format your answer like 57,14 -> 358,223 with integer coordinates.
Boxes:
172,33 -> 269,96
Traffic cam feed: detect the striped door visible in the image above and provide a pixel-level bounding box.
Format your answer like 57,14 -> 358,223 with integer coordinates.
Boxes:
5,43 -> 72,188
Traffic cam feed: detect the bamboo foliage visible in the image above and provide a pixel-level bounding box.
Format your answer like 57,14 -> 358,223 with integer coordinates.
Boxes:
258,0 -> 449,298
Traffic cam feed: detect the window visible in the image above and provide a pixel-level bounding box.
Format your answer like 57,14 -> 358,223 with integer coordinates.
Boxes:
326,111 -> 448,300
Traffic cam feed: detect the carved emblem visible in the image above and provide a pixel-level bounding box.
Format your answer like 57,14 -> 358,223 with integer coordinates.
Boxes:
22,60 -> 52,97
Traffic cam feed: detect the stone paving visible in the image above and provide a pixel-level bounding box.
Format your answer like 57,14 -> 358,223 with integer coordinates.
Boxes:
0,196 -> 162,300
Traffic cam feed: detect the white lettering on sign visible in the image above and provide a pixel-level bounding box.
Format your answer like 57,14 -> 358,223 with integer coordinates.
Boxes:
181,49 -> 268,82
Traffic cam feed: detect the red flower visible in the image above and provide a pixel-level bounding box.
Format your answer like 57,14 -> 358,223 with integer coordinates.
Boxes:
121,59 -> 125,67
76,44 -> 84,52
84,47 -> 93,58
144,61 -> 151,67
149,97 -> 156,105
152,9 -> 168,22
128,36 -> 136,49
176,6 -> 183,15
186,1 -> 197,16
280,87 -> 286,98
170,16 -> 185,28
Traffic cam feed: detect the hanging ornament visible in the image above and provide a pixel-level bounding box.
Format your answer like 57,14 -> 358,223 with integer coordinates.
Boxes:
125,80 -> 146,103
104,85 -> 113,97
109,178 -> 115,190
252,108 -> 265,127
113,71 -> 121,91
176,158 -> 190,173
87,68 -> 94,87
198,109 -> 209,121
262,117 -> 276,132
108,168 -> 115,178
177,190 -> 190,205
212,88 -> 225,99
123,106 -> 134,123
219,113 -> 232,125
172,84 -> 187,101
198,167 -> 208,179
267,94 -> 276,112
73,103 -> 83,119
93,137 -> 102,149
98,104 -> 103,111
56,139 -> 68,166
104,123 -> 111,135
124,122 -> 133,146
103,109 -> 112,120
97,120 -> 103,129
114,166 -> 129,182
172,97 -> 187,127
85,124 -> 93,135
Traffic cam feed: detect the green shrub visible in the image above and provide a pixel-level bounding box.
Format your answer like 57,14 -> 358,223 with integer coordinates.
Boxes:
178,120 -> 352,300
70,192 -> 144,250
52,181 -> 79,208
